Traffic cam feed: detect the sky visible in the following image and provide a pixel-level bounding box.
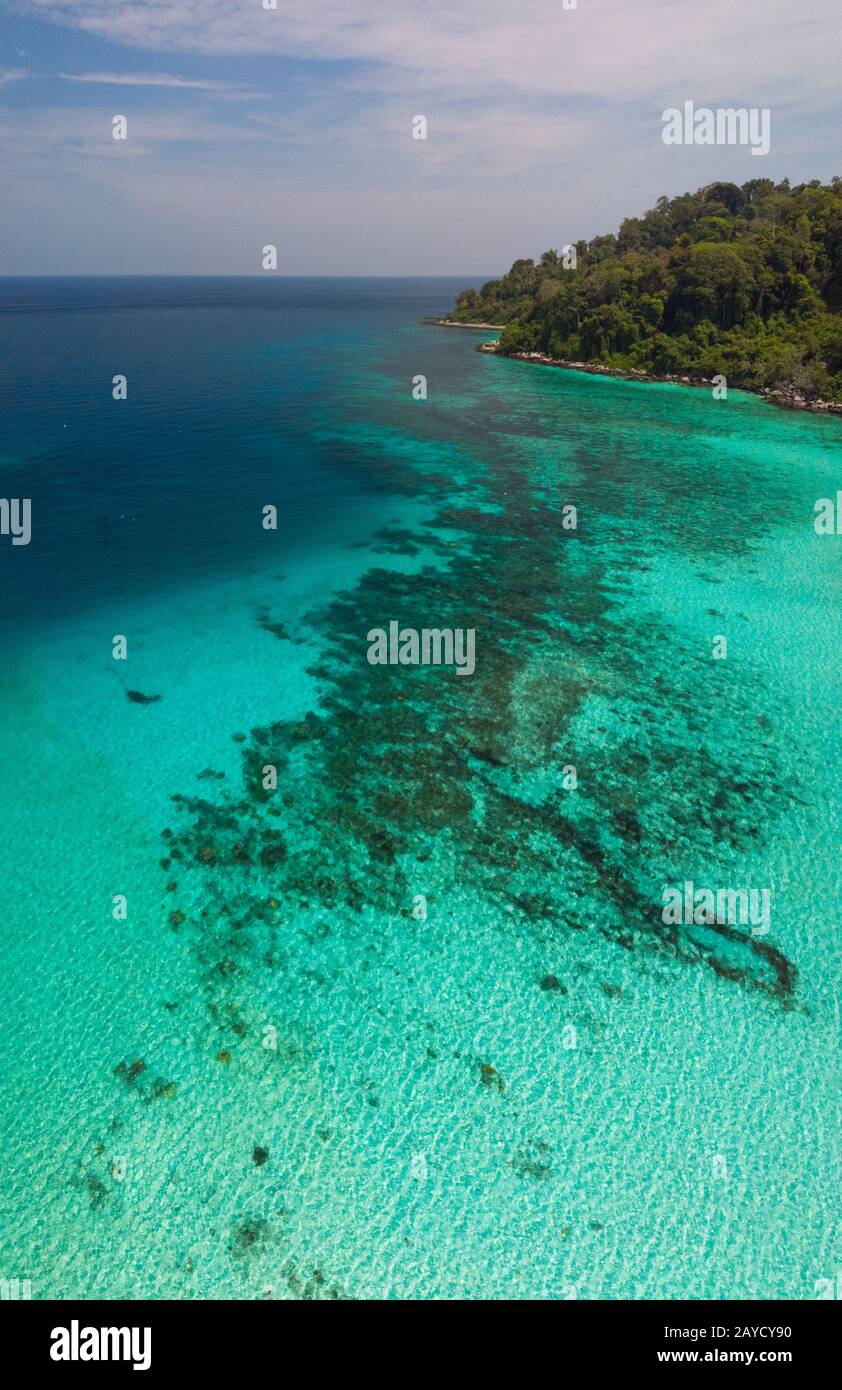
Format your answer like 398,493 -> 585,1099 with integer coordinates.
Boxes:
0,0 -> 840,275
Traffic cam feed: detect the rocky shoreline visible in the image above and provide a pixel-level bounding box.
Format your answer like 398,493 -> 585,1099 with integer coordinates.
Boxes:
473,339 -> 842,417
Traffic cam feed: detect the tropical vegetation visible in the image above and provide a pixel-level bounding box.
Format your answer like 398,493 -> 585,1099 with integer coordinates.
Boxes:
448,179 -> 842,399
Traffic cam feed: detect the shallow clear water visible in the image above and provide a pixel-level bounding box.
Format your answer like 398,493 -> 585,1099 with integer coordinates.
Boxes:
0,278 -> 839,1300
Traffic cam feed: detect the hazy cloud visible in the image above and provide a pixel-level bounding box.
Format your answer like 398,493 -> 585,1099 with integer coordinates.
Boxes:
58,71 -> 259,92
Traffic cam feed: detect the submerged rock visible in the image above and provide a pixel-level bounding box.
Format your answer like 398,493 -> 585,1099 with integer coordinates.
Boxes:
114,1057 -> 146,1085
230,1216 -> 269,1256
511,1145 -> 552,1180
259,841 -> 287,868
480,1062 -> 504,1092
151,1079 -> 177,1100
126,690 -> 161,705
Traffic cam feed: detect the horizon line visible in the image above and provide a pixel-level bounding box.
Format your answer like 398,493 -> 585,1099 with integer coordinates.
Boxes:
0,272 -> 498,280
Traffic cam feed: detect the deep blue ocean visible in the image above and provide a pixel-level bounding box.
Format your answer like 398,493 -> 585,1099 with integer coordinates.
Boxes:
0,277 -> 488,637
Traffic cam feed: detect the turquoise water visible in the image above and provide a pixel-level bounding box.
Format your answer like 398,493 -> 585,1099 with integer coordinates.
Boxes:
0,279 -> 839,1300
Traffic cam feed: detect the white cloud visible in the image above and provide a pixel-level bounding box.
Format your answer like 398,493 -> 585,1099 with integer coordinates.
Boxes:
0,67 -> 30,85
58,71 -> 256,91
0,105 -> 275,160
16,0 -> 842,107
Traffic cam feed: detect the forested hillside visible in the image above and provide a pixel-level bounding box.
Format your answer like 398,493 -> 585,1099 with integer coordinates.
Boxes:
448,179 -> 842,399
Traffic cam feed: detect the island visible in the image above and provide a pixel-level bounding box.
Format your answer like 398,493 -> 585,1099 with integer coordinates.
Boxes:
442,178 -> 842,413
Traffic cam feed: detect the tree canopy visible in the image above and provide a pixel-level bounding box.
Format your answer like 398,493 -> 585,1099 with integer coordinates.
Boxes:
448,178 -> 842,399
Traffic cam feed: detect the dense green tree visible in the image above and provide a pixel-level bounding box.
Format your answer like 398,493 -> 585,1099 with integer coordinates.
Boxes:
449,178 -> 842,399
